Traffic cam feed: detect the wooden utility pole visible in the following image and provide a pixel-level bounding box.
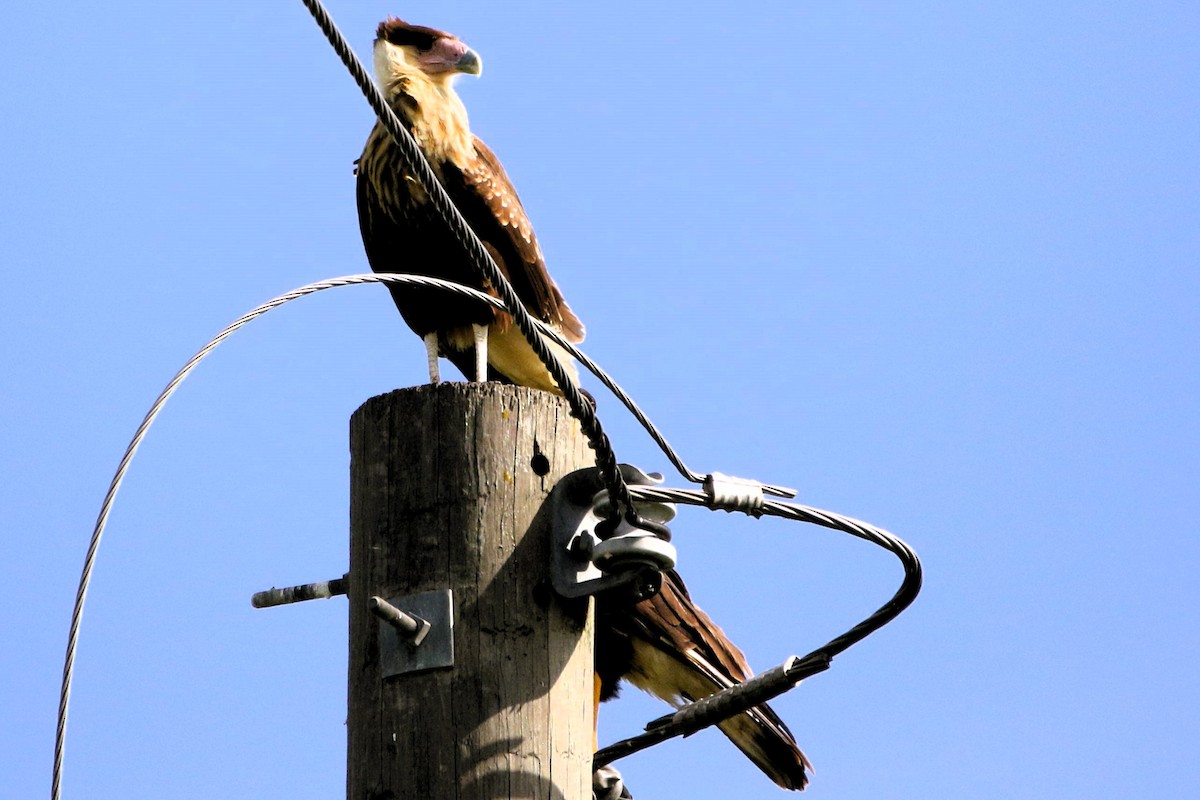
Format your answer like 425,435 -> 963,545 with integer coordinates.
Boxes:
347,383 -> 594,800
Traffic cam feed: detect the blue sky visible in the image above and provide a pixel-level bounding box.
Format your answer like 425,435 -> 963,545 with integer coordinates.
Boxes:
3,1 -> 1198,797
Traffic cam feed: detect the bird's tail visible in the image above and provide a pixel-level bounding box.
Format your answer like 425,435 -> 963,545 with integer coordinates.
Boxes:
620,571 -> 811,790
707,660 -> 812,790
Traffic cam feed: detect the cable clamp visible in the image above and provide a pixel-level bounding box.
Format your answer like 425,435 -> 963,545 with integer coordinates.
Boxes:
549,465 -> 677,602
703,472 -> 766,516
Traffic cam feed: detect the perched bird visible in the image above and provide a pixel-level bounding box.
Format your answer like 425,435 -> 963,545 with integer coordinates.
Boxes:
356,18 -> 584,393
597,570 -> 812,790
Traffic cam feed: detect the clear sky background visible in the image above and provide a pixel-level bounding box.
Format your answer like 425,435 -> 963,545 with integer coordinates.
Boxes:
3,1 -> 1197,797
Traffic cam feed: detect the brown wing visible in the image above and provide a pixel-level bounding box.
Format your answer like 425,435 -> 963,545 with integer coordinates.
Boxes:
445,137 -> 585,342
597,570 -> 811,790
356,123 -> 499,339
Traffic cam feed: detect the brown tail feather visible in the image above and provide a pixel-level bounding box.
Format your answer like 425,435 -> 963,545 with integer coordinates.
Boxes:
598,570 -> 810,790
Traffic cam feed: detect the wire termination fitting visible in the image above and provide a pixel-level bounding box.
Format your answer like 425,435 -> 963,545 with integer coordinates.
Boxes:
703,472 -> 767,516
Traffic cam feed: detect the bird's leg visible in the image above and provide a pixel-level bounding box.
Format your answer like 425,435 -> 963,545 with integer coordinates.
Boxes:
423,332 -> 441,384
472,323 -> 488,382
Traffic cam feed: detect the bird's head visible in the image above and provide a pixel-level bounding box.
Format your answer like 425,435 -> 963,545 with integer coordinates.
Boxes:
373,17 -> 482,92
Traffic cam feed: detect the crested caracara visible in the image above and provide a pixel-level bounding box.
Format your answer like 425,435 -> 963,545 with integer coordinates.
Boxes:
356,18 -> 584,394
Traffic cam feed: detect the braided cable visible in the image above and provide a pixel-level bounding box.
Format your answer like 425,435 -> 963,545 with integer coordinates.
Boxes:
50,270 -> 905,797
52,273 -> 565,800
297,0 -> 642,529
51,271 -> 752,799
51,2 -> 925,791
592,485 -> 923,769
51,270 -> 923,796
626,486 -> 922,657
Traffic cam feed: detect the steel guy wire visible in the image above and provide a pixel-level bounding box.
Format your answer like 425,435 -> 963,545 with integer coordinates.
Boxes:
296,0 -> 793,505
593,486 -> 923,770
294,1 -> 796,503
50,272 -> 790,799
628,487 -> 921,657
48,274 -> 536,800
52,1 -> 924,790
51,272 -> 922,797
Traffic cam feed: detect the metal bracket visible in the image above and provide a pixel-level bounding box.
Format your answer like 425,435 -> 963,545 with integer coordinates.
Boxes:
376,588 -> 454,678
549,464 -> 678,601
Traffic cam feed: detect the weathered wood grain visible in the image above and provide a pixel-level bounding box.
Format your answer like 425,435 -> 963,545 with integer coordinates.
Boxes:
348,383 -> 593,800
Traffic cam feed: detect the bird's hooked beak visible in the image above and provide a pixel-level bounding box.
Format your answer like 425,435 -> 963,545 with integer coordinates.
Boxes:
455,48 -> 482,76
415,37 -> 483,77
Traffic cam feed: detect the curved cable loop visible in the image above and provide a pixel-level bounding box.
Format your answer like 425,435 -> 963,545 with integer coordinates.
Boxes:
52,270 -> 922,797
54,1 -> 921,791
52,271 -> 780,800
50,272 -> 621,800
593,485 -> 923,770
46,267 -> 921,796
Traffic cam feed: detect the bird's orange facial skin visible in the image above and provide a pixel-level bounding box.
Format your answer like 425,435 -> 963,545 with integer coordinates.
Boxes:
417,37 -> 482,75
370,34 -> 477,165
373,17 -> 481,81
